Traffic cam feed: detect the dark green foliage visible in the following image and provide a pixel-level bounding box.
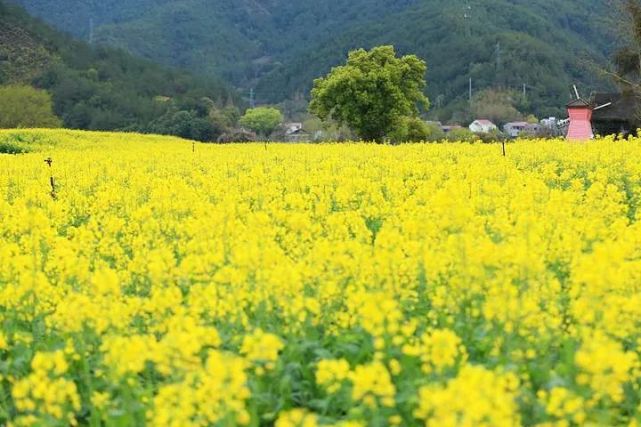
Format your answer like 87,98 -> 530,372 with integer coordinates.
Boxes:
390,117 -> 446,143
0,1 -> 239,140
0,140 -> 29,154
9,0 -> 610,121
147,109 -> 220,142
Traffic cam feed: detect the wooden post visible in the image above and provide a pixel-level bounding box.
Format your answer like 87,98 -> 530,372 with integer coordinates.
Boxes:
44,157 -> 57,200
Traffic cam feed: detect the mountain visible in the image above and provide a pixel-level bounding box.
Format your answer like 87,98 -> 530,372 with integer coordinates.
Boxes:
8,0 -> 612,119
0,0 -> 238,139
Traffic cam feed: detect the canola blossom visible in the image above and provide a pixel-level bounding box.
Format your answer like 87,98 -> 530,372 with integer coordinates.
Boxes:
1,129 -> 641,426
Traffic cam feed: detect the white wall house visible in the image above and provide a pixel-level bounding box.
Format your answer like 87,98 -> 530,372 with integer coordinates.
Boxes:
469,119 -> 497,134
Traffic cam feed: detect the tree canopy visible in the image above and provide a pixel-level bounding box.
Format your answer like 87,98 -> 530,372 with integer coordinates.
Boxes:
239,107 -> 283,138
0,85 -> 61,129
309,45 -> 429,142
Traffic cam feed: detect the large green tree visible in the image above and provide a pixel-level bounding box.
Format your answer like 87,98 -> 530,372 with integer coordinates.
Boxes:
239,107 -> 283,138
0,84 -> 61,128
309,45 -> 429,142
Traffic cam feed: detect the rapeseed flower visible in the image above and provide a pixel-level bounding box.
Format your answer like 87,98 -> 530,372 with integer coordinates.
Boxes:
1,129 -> 641,425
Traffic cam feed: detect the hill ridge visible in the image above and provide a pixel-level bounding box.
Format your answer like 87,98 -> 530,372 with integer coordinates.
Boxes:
8,0 -> 612,119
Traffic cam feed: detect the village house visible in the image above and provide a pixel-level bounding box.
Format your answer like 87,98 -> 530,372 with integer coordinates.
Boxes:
503,121 -> 541,138
503,122 -> 528,138
503,121 -> 528,138
469,119 -> 497,134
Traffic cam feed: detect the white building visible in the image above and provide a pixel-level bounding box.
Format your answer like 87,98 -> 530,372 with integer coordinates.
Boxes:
469,119 -> 498,134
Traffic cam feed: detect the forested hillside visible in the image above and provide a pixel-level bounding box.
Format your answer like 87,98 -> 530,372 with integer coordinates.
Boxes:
0,1 -> 239,140
10,0 -> 611,119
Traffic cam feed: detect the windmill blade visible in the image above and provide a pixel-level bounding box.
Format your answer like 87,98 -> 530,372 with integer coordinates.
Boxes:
573,85 -> 581,99
593,102 -> 613,111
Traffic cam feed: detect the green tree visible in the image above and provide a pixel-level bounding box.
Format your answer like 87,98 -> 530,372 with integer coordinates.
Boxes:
309,45 -> 429,142
0,85 -> 61,128
239,107 -> 283,138
389,117 -> 445,143
147,109 -> 218,142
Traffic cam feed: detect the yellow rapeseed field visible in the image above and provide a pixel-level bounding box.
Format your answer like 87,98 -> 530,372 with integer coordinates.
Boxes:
1,129 -> 641,426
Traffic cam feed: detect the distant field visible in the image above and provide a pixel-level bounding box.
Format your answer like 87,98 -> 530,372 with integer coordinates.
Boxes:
1,130 -> 640,426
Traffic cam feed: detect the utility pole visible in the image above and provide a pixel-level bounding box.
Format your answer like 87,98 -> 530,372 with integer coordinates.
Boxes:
436,94 -> 444,109
463,2 -> 472,37
89,17 -> 94,45
249,88 -> 256,108
88,0 -> 95,45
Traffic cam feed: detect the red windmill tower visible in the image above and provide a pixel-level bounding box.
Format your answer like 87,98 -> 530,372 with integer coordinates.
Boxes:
566,98 -> 593,141
566,86 -> 612,141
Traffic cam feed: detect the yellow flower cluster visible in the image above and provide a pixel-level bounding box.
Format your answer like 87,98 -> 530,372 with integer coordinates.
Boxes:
316,359 -> 351,393
276,408 -> 319,427
537,387 -> 586,425
415,365 -> 521,426
403,328 -> 467,374
240,329 -> 284,373
148,350 -> 251,426
348,361 -> 396,408
1,129 -> 641,425
575,332 -> 639,405
12,351 -> 80,426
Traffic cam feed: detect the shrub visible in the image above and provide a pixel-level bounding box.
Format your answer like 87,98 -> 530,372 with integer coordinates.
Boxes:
0,85 -> 62,129
446,128 -> 477,142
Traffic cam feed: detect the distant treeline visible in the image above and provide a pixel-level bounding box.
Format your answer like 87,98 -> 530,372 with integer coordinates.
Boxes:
11,0 -> 610,120
0,0 -> 242,141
